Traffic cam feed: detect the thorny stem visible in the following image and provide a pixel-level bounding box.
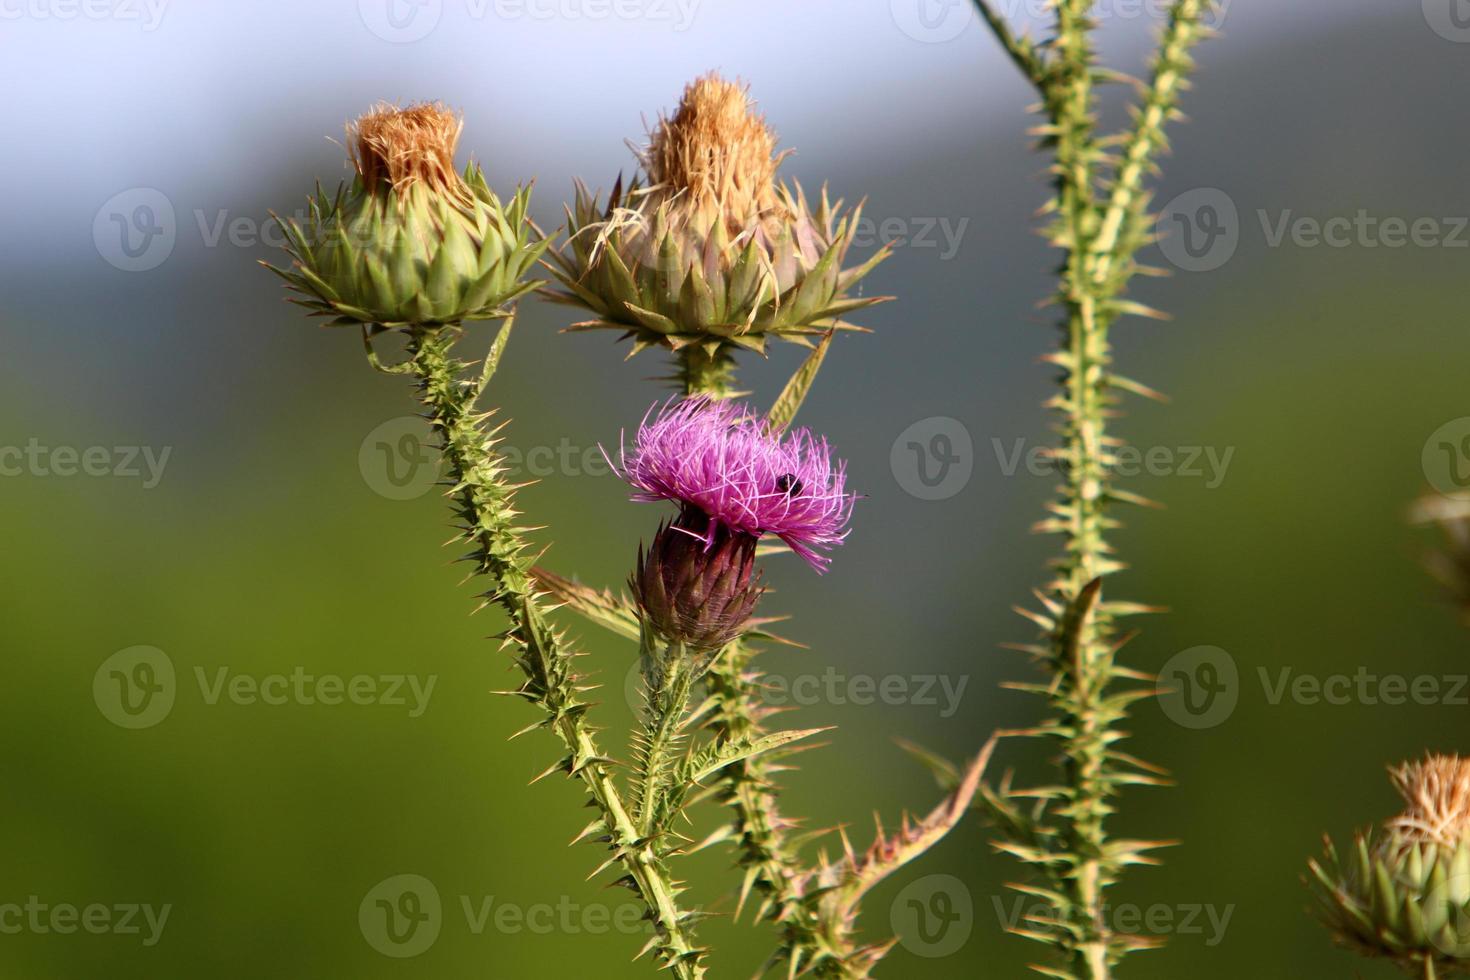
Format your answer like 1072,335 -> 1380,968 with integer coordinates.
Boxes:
635,633 -> 698,837
405,322 -> 706,980
676,344 -> 740,399
1047,4 -> 1114,975
974,2 -> 1216,976
677,347 -> 868,977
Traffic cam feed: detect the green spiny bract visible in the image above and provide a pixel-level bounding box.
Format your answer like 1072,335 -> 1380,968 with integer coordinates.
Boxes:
267,102 -> 545,328
546,73 -> 889,384
1311,755 -> 1470,976
1312,832 -> 1470,974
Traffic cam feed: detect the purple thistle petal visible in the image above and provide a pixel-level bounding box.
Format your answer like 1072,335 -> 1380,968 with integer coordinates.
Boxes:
612,397 -> 857,572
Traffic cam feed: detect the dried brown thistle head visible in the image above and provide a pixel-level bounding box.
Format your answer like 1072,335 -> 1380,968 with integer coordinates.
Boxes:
1385,754 -> 1470,847
348,102 -> 467,199
641,72 -> 789,233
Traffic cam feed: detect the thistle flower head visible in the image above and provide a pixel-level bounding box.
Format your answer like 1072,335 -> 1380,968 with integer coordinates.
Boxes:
349,101 -> 467,201
641,73 -> 787,236
265,101 -> 545,329
1310,755 -> 1470,974
615,397 -> 855,571
549,73 -> 891,382
1388,755 -> 1470,849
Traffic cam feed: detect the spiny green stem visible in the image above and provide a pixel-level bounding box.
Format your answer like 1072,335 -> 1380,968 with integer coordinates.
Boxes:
1090,0 -> 1215,291
677,348 -> 868,977
635,634 -> 698,837
1047,6 -> 1114,975
675,344 -> 739,398
405,323 -> 706,980
974,0 -> 1049,88
974,2 -> 1216,976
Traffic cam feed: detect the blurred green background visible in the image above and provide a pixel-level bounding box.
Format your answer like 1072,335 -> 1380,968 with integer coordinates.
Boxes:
5,1 -> 1470,976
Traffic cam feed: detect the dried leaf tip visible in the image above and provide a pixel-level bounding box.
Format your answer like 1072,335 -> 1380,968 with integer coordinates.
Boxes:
1386,754 -> 1470,847
643,72 -> 787,233
349,101 -> 467,199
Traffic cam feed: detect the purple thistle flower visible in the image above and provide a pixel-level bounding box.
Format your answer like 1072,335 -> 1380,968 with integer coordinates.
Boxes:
613,397 -> 856,572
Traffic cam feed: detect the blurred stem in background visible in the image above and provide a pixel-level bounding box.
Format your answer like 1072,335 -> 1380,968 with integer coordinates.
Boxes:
967,2 -> 1217,976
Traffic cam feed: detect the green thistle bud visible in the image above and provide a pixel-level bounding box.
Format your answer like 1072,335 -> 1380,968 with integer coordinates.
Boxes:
549,73 -> 891,380
1310,755 -> 1470,975
267,102 -> 545,328
631,506 -> 764,655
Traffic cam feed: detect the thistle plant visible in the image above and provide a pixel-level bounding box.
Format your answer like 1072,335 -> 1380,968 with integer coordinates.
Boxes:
267,102 -> 711,977
612,397 -> 853,926
909,2 -> 1219,976
540,74 -> 999,977
1310,756 -> 1470,978
266,92 -> 995,979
